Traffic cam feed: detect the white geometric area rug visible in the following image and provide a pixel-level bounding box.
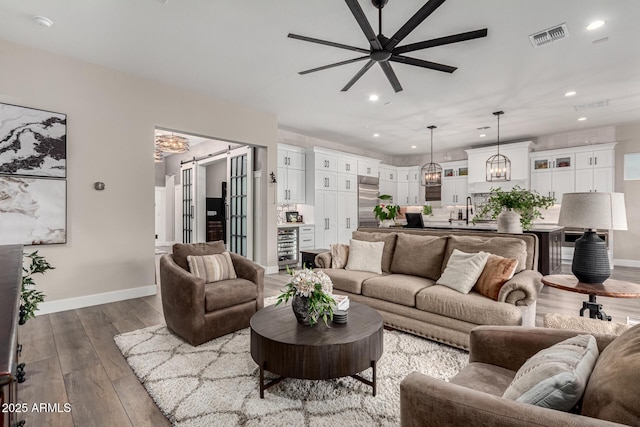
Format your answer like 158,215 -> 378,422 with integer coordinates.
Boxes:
115,324 -> 468,426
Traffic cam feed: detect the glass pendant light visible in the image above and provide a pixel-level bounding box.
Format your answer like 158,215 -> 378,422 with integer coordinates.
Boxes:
486,111 -> 511,181
421,125 -> 443,187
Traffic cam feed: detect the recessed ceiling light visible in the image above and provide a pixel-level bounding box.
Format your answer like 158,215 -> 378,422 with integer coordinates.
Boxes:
565,91 -> 577,97
578,117 -> 587,121
369,94 -> 379,102
33,16 -> 53,27
373,133 -> 380,137
411,145 -> 417,149
479,134 -> 487,138
586,20 -> 605,31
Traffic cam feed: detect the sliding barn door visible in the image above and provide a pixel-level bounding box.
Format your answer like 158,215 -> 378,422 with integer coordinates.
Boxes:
227,147 -> 253,258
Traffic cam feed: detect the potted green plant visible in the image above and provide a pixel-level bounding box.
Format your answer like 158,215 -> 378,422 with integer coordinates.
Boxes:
422,205 -> 433,216
276,267 -> 335,326
373,194 -> 400,227
21,250 -> 53,323
472,186 -> 555,233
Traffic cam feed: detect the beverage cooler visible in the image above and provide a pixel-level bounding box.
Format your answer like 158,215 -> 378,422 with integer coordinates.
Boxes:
277,227 -> 298,269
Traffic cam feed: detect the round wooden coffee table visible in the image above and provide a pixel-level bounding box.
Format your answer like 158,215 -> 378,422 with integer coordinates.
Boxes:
250,301 -> 383,398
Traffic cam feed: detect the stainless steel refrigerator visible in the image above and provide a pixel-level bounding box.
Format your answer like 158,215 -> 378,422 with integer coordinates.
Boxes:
358,175 -> 379,228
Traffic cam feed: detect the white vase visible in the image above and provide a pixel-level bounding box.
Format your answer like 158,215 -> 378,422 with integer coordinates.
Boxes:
379,219 -> 395,228
497,209 -> 523,234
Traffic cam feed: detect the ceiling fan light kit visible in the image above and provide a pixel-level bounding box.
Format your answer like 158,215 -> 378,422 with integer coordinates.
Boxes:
486,111 -> 511,182
288,0 -> 488,93
421,125 -> 442,187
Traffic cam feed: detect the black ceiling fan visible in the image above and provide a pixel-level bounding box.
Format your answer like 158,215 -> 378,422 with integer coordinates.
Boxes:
288,0 -> 488,93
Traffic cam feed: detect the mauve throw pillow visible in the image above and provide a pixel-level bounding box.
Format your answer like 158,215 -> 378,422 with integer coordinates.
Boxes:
503,334 -> 599,412
173,241 -> 225,271
330,243 -> 350,269
474,254 -> 519,301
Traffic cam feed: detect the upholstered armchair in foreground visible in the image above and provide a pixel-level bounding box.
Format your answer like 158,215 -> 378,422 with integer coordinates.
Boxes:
401,324 -> 640,426
160,241 -> 264,346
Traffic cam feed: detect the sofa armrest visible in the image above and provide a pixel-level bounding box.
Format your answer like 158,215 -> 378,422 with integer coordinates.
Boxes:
315,251 -> 332,269
229,252 -> 265,309
498,270 -> 543,306
468,326 -> 617,372
159,254 -> 206,326
400,372 -> 623,427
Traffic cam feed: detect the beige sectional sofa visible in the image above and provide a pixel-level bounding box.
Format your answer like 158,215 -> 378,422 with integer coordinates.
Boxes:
316,228 -> 543,350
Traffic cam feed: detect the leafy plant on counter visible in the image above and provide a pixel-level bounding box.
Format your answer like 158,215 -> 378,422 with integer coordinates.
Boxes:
374,194 -> 400,221
21,251 -> 54,322
472,186 -> 555,231
422,205 -> 433,216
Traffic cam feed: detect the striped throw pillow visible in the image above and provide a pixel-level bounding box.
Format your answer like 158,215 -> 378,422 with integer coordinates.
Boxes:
187,252 -> 237,283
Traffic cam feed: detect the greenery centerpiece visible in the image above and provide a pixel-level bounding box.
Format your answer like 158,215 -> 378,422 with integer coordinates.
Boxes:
374,194 -> 400,226
472,186 -> 555,231
276,267 -> 335,326
422,205 -> 433,216
21,251 -> 53,323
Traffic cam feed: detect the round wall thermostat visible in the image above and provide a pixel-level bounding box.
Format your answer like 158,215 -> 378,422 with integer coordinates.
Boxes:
94,182 -> 106,191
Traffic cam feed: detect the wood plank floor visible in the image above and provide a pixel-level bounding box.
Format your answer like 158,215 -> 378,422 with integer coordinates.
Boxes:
17,263 -> 640,426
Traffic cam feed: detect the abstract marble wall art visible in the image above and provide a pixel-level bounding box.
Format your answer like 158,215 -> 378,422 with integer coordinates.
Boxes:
0,103 -> 66,178
0,176 -> 66,245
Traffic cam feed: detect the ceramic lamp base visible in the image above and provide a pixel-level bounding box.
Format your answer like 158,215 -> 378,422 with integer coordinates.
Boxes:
572,230 -> 610,284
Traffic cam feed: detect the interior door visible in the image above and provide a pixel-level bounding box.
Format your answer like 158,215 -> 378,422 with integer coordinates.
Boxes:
227,146 -> 253,258
180,163 -> 195,243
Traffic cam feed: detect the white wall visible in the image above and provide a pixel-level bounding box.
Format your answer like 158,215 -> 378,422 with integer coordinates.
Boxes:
0,38 -> 278,307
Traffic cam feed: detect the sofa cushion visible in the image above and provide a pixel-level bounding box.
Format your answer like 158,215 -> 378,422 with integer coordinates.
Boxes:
330,243 -> 349,269
474,254 -> 519,301
503,334 -> 599,412
187,252 -> 237,283
173,241 -> 225,271
362,274 -> 435,307
352,231 -> 398,273
416,285 -> 522,326
581,323 -> 640,425
436,250 -> 490,294
449,362 -> 516,397
443,235 -> 528,274
390,233 -> 448,280
345,239 -> 384,274
321,269 -> 383,295
204,278 -> 257,312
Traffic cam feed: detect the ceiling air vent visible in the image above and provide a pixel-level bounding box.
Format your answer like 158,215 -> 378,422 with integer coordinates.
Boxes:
574,99 -> 610,111
529,23 -> 569,47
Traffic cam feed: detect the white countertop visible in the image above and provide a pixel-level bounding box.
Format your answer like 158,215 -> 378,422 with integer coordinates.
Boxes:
422,220 -> 563,232
277,223 -> 313,228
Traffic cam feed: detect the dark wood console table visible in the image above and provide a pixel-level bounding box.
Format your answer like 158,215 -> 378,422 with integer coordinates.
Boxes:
542,274 -> 640,321
250,301 -> 383,398
1,245 -> 25,427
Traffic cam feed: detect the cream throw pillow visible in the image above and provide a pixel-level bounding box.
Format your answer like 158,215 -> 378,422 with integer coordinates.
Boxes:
345,239 -> 384,274
187,252 -> 237,283
436,249 -> 490,294
503,334 -> 599,411
331,243 -> 350,269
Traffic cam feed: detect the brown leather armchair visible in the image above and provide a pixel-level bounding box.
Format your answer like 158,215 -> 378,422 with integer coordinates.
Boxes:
401,324 -> 640,426
160,241 -> 264,346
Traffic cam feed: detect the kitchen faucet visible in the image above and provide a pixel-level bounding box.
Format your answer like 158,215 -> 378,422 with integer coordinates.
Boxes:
466,196 -> 474,225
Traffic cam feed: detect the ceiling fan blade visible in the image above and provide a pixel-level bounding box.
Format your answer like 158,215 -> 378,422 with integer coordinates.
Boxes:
341,59 -> 375,91
379,61 -> 403,93
288,33 -> 370,54
390,54 -> 457,73
394,28 -> 488,54
344,0 -> 383,50
299,56 -> 370,75
385,0 -> 447,50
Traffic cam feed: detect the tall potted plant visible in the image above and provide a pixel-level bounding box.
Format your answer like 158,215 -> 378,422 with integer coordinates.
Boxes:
21,251 -> 53,323
472,186 -> 555,233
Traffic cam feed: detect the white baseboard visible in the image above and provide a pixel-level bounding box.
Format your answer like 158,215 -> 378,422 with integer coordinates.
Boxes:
614,259 -> 640,268
36,285 -> 158,316
155,241 -> 175,247
264,265 -> 280,275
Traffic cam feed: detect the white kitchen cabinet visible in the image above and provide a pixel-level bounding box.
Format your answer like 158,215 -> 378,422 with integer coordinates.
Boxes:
529,152 -> 575,203
358,159 -> 379,178
397,183 -> 410,205
314,152 -> 338,171
337,192 -> 358,244
441,176 -> 468,205
465,141 -> 532,193
408,183 -> 421,205
298,225 -> 315,251
379,165 -> 397,182
379,164 -> 398,201
337,174 -> 357,192
314,169 -> 337,191
394,166 -> 421,205
314,191 -> 338,249
379,179 -> 397,201
337,156 -> 358,175
575,149 -> 614,169
277,145 -> 306,204
575,167 -> 614,193
573,143 -> 616,193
